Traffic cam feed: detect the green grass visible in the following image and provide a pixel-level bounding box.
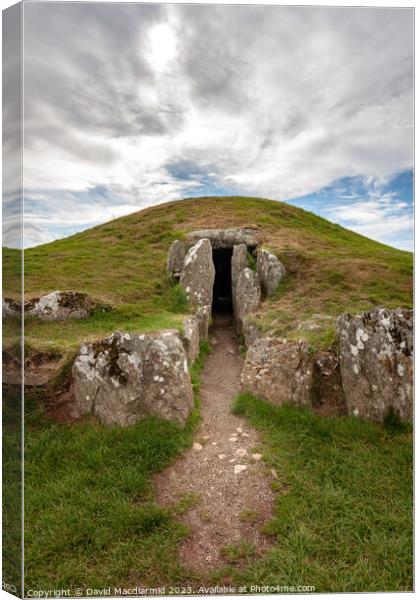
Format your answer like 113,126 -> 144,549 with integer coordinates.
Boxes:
24,342 -> 211,593
230,395 -> 413,593
3,196 -> 412,355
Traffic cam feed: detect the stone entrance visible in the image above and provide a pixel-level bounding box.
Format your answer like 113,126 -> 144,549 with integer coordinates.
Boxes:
212,247 -> 233,314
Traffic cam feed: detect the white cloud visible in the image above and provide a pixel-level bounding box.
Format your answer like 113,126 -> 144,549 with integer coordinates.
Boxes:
4,4 -> 412,247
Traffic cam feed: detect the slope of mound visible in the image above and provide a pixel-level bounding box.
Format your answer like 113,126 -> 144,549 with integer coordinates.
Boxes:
3,196 -> 412,354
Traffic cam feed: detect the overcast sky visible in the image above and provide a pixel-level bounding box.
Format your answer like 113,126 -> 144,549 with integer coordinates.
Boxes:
4,3 -> 414,249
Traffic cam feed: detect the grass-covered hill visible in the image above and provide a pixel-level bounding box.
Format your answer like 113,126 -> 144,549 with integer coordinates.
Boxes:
3,196 -> 412,356
2,196 -> 413,593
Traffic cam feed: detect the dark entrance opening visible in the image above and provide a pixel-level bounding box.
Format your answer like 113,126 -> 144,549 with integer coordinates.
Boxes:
212,248 -> 233,314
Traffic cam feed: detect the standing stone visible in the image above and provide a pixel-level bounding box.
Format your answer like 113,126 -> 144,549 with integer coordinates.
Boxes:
167,240 -> 188,279
242,316 -> 262,348
72,330 -> 193,427
336,307 -> 413,422
196,305 -> 211,340
241,337 -> 313,407
182,316 -> 200,364
257,249 -> 286,297
234,268 -> 261,335
180,238 -> 215,309
231,244 -> 248,324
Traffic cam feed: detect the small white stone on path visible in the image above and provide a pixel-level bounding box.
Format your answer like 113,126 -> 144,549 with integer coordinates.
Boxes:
202,435 -> 210,441
234,448 -> 247,458
212,442 -> 217,445
241,432 -> 250,438
218,454 -> 226,459
271,468 -> 278,479
237,427 -> 243,433
229,458 -> 236,463
252,453 -> 262,461
234,464 -> 247,475
193,442 -> 203,451
229,437 -> 238,442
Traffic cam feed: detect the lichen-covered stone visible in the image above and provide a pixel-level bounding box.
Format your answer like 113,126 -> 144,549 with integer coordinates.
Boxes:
336,307 -> 413,422
196,304 -> 211,340
231,244 -> 248,324
167,239 -> 188,279
234,268 -> 261,335
182,316 -> 200,363
257,249 -> 286,297
242,315 -> 262,348
180,238 -> 215,309
241,337 -> 313,407
25,291 -> 100,321
72,330 -> 193,426
2,297 -> 21,318
186,228 -> 259,249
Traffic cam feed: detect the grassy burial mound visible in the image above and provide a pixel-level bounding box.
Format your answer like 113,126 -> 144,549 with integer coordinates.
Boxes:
3,196 -> 413,592
3,196 -> 412,356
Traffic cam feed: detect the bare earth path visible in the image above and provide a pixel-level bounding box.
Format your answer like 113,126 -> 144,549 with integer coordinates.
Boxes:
154,313 -> 275,572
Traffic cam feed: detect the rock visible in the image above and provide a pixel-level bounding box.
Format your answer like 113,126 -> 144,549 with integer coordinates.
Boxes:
231,244 -> 248,322
180,239 -> 215,309
25,291 -> 99,321
235,268 -> 261,335
218,454 -> 226,459
236,427 -> 243,433
252,453 -> 262,461
72,330 -> 193,426
234,448 -> 247,458
167,239 -> 188,279
242,315 -> 262,348
257,249 -> 286,297
3,297 -> 20,318
229,436 -> 238,442
234,464 -> 247,475
182,315 -> 200,363
193,442 -> 203,451
196,304 -> 211,340
186,228 -> 259,249
336,307 -> 413,422
241,337 -> 313,408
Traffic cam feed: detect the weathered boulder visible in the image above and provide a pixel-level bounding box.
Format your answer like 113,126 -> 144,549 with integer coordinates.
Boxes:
73,330 -> 193,427
25,291 -> 100,321
242,315 -> 262,348
336,307 -> 413,422
231,244 -> 248,322
186,228 -> 259,249
2,297 -> 20,318
180,239 -> 215,309
241,337 -> 313,407
257,249 -> 286,297
167,239 -> 188,279
196,305 -> 211,340
235,268 -> 261,335
182,316 -> 200,363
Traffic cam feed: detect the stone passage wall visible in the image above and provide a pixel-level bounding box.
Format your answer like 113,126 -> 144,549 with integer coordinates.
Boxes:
241,307 -> 413,424
241,337 -> 313,408
337,307 -> 413,422
257,249 -> 286,297
73,330 -> 194,427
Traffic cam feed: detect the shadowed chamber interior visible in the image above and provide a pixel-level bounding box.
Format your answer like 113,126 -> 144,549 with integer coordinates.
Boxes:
212,248 -> 233,314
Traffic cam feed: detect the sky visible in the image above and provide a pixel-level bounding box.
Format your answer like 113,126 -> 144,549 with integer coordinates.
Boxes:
3,3 -> 414,250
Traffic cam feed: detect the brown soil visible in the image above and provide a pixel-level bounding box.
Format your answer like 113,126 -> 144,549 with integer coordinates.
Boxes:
154,313 -> 275,572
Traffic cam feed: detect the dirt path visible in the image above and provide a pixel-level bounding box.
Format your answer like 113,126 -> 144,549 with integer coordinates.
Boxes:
154,313 -> 275,572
